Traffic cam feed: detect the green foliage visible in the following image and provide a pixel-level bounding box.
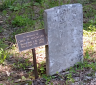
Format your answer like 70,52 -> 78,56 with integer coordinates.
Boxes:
42,74 -> 54,84
88,25 -> 96,31
84,50 -> 91,60
84,23 -> 96,31
83,5 -> 96,18
77,0 -> 96,4
72,60 -> 96,71
21,76 -> 26,80
38,61 -> 46,75
9,3 -> 21,11
0,0 -> 15,10
84,15 -> 96,31
0,38 -> 8,49
66,73 -> 75,83
11,15 -> 31,27
83,4 -> 96,31
0,48 -> 7,64
65,52 -> 96,82
87,72 -> 95,77
90,62 -> 96,71
0,26 -> 4,33
0,84 -> 3,85
9,3 -> 31,11
40,66 -> 45,74
13,58 -> 31,70
35,0 -> 42,3
2,10 -> 7,15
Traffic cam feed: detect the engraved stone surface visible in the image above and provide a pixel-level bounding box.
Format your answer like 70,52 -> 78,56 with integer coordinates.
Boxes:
44,3 -> 83,75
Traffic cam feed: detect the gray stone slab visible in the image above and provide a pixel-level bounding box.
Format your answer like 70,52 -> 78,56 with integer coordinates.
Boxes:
44,3 -> 83,75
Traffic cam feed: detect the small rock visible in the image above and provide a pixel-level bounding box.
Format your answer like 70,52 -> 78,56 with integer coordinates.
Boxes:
61,71 -> 69,75
0,21 -> 3,24
90,78 -> 96,85
86,71 -> 92,75
26,67 -> 34,70
85,76 -> 92,80
6,71 -> 10,76
95,73 -> 96,76
0,15 -> 2,18
74,77 -> 80,81
71,82 -> 79,85
24,83 -> 28,85
9,56 -> 13,58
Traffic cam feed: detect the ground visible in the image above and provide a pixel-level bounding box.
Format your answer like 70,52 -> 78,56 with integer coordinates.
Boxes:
0,0 -> 96,85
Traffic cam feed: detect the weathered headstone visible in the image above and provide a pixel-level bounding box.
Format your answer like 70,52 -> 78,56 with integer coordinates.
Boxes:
44,3 -> 83,75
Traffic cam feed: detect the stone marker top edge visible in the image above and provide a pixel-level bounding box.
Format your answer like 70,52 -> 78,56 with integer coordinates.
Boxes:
44,3 -> 82,13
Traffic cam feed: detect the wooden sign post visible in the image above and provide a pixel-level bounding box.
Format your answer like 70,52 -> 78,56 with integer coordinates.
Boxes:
15,29 -> 47,79
32,48 -> 38,79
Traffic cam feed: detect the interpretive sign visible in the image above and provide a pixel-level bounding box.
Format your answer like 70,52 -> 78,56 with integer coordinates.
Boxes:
15,29 -> 47,79
15,29 -> 48,51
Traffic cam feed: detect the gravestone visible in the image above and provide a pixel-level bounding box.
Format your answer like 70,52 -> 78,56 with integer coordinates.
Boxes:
44,3 -> 83,75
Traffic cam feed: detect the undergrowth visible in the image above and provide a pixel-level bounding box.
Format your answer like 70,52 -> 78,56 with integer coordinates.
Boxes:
0,48 -> 8,64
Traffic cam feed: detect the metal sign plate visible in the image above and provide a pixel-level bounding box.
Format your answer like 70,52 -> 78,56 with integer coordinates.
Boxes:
15,29 -> 48,51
